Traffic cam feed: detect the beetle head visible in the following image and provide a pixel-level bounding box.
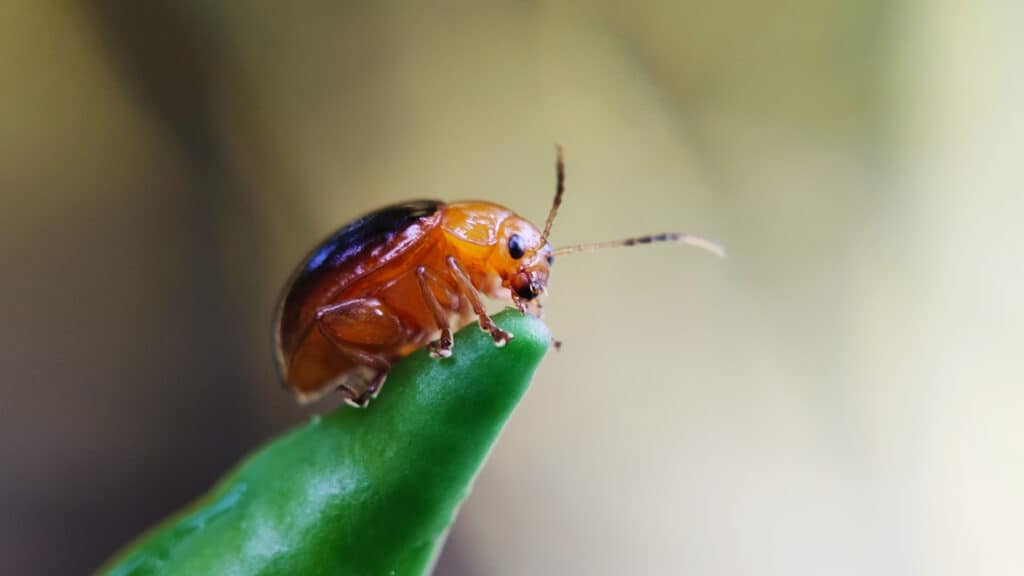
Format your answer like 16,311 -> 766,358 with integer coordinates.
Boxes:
490,216 -> 553,312
487,144 -> 724,316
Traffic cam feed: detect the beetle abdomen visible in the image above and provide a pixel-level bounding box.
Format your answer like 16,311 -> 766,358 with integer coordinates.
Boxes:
274,200 -> 444,378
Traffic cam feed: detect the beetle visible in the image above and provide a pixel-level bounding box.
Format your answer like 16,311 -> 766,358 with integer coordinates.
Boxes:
274,147 -> 724,406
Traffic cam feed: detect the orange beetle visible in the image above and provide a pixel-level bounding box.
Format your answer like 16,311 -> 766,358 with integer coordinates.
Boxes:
274,147 -> 724,406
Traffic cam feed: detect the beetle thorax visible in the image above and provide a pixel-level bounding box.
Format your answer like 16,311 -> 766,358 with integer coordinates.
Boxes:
440,202 -> 552,304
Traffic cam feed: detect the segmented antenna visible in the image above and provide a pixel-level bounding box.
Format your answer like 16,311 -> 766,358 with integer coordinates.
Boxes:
541,146 -> 725,259
539,144 -> 565,246
551,232 -> 726,258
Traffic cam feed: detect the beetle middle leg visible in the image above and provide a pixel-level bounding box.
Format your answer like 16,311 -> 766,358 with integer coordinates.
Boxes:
416,265 -> 455,358
446,255 -> 513,346
315,298 -> 400,406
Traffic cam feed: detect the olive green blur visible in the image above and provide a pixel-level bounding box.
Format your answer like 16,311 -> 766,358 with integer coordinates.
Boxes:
101,311 -> 549,576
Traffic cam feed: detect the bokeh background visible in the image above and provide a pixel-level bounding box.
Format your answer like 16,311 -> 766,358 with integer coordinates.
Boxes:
3,1 -> 1022,574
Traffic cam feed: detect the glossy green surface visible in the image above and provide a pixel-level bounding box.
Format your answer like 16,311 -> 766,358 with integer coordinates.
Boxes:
101,310 -> 550,576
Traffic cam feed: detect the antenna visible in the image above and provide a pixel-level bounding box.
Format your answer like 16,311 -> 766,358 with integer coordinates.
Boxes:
539,144 -> 565,246
541,145 -> 725,259
551,232 -> 726,258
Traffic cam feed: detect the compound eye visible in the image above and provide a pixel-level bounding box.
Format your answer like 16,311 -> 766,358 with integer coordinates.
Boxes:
508,234 -> 526,259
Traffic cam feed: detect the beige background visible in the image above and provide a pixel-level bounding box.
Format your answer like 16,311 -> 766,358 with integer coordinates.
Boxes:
2,1 -> 1022,574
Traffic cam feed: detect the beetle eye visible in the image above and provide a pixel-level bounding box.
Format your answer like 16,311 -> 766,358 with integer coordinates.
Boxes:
508,234 -> 526,259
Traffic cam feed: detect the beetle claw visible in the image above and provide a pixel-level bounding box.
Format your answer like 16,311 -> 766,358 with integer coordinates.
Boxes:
343,396 -> 369,408
338,373 -> 387,407
512,295 -> 528,315
490,328 -> 514,347
428,338 -> 453,359
369,374 -> 387,399
340,384 -> 371,408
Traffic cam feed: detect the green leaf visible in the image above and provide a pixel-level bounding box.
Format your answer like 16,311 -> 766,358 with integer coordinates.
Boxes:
101,309 -> 550,576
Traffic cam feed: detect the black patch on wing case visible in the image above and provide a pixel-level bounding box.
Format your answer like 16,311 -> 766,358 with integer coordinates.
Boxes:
298,199 -> 442,280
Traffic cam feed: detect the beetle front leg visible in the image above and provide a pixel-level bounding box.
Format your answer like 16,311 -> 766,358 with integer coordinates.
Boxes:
446,256 -> 513,347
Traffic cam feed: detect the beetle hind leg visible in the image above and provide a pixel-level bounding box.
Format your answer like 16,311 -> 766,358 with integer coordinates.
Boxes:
339,381 -> 370,408
338,371 -> 388,408
315,298 -> 399,407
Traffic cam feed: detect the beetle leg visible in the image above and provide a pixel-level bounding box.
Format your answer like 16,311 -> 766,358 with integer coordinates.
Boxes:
315,299 -> 398,406
317,339 -> 390,407
341,370 -> 389,407
446,255 -> 514,347
326,369 -> 388,407
338,380 -> 373,408
416,266 -> 454,358
511,294 -> 528,315
325,348 -> 388,408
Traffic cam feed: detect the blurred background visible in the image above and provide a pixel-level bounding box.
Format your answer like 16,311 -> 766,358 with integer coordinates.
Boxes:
3,0 -> 1022,574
